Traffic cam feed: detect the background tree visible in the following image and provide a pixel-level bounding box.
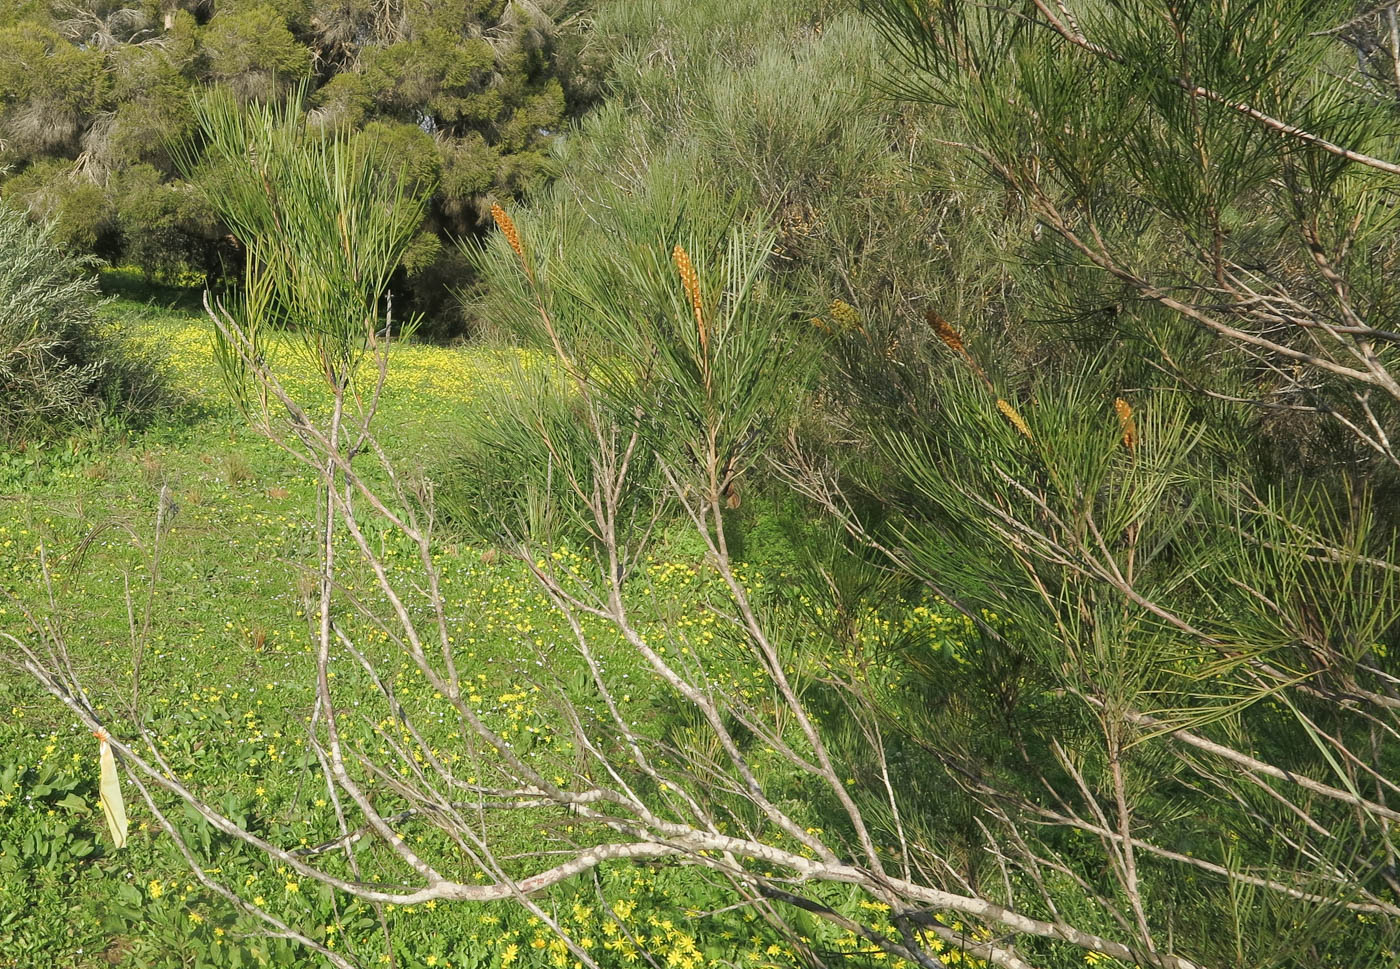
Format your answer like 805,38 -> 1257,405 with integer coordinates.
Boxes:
0,0 -> 598,334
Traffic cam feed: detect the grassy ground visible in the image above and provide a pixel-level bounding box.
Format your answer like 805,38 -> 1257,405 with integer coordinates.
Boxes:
0,293 -> 909,969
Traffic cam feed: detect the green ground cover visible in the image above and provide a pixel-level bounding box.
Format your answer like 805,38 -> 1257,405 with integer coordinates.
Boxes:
0,294 -> 929,969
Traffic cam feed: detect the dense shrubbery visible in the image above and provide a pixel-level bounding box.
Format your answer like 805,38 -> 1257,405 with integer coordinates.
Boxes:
454,1 -> 1400,966
463,1 -> 972,341
0,203 -> 162,443
0,0 -> 600,334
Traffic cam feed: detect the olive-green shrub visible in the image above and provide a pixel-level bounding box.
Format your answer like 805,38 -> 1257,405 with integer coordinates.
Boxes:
0,203 -> 161,442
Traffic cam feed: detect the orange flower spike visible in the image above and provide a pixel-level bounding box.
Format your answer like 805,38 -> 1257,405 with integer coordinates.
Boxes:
1115,397 -> 1137,452
926,309 -> 989,384
997,399 -> 1033,441
928,309 -> 966,356
672,245 -> 707,354
490,203 -> 525,265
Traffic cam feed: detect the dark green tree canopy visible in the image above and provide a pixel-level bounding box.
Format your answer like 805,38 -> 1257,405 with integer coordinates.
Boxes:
0,0 -> 599,331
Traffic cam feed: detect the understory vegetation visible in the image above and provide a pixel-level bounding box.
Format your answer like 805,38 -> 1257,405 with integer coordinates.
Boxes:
4,1 -> 1400,969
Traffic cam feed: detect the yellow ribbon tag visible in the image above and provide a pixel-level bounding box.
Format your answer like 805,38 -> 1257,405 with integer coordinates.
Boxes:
95,730 -> 128,849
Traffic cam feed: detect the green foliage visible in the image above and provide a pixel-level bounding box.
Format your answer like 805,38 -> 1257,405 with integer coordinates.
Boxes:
1,159 -> 114,252
464,0 -> 988,351
201,4 -> 310,101
0,203 -> 162,443
836,1 -> 1400,965
0,23 -> 110,158
0,304 -> 854,968
361,27 -> 495,123
112,165 -> 215,280
105,49 -> 200,172
9,3 -> 1400,969
180,88 -> 432,397
572,209 -> 812,502
0,0 -> 597,329
465,171 -> 818,558
438,363 -> 639,548
455,1 -> 1400,964
356,119 -> 443,199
